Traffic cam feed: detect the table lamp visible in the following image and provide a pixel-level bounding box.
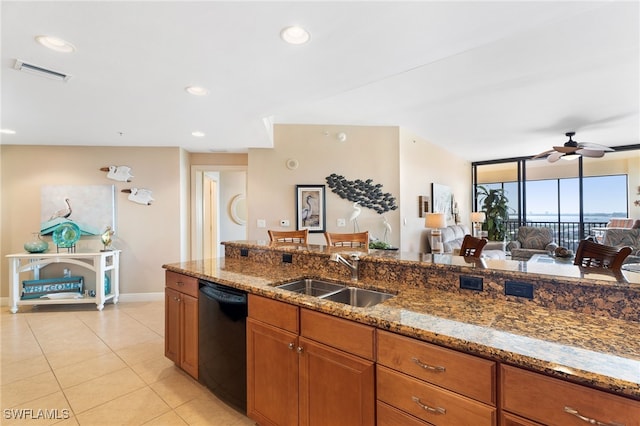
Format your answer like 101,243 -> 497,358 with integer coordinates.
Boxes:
470,212 -> 486,238
425,213 -> 447,253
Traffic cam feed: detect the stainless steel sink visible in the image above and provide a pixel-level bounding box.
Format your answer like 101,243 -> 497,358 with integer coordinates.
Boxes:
321,287 -> 394,308
276,279 -> 346,297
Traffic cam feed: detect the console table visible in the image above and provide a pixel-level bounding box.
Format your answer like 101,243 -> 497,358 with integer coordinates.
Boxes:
7,250 -> 120,313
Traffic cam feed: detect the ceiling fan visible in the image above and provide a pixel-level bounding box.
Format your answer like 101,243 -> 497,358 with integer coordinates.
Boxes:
532,132 -> 614,163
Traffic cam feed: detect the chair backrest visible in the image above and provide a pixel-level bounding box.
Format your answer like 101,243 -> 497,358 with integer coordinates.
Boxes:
324,231 -> 369,248
516,226 -> 554,249
459,235 -> 488,258
268,229 -> 308,244
607,218 -> 635,228
573,239 -> 632,271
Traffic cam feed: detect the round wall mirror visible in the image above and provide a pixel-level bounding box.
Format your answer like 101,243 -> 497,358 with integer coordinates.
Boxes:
230,194 -> 247,225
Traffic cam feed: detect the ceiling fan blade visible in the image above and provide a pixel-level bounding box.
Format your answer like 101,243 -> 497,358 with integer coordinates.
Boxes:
547,152 -> 564,163
531,149 -> 555,159
579,142 -> 614,152
553,145 -> 579,154
576,148 -> 605,158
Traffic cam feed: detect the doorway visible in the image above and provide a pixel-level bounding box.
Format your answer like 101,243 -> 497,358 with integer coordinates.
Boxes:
191,166 -> 247,260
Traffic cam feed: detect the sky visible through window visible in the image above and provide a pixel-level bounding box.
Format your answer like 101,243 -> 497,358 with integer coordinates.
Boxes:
484,175 -> 628,222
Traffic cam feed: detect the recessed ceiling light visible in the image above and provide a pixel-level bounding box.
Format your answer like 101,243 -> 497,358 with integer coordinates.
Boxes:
0,129 -> 16,135
192,131 -> 205,137
280,26 -> 310,45
35,35 -> 76,53
186,86 -> 209,96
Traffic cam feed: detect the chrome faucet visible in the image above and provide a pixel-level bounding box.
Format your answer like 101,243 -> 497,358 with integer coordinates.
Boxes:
330,253 -> 360,281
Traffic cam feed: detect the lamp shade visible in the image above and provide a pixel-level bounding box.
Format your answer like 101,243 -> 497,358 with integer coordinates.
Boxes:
470,212 -> 486,223
425,213 -> 446,229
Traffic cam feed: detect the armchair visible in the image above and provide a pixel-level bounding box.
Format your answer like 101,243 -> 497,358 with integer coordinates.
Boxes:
507,226 -> 558,261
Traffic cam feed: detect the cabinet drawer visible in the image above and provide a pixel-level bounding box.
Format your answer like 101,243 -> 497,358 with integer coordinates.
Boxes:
300,309 -> 375,360
501,364 -> 640,426
248,294 -> 299,333
166,271 -> 198,298
377,365 -> 496,426
377,330 -> 495,405
377,401 -> 430,426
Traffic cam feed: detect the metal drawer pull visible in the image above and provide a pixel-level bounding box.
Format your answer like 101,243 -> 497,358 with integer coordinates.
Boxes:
412,396 -> 446,415
563,406 -> 624,426
411,357 -> 446,372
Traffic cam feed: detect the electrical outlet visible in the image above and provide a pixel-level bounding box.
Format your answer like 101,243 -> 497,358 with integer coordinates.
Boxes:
282,253 -> 293,263
240,248 -> 249,257
337,218 -> 346,227
257,219 -> 266,228
280,219 -> 290,227
505,281 -> 534,299
460,275 -> 483,291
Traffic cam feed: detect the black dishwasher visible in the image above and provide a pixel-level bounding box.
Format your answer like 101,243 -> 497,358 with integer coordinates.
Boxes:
198,279 -> 247,413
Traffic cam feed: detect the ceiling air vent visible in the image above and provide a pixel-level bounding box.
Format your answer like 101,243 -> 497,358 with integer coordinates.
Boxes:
14,59 -> 72,82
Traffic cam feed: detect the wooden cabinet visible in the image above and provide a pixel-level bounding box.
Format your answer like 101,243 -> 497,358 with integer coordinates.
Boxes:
247,295 -> 375,426
377,329 -> 496,426
501,364 -> 640,426
164,271 -> 198,379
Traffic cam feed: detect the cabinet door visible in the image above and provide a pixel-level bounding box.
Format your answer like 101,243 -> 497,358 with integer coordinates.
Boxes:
180,293 -> 198,379
299,337 -> 375,426
165,287 -> 181,364
247,318 -> 299,426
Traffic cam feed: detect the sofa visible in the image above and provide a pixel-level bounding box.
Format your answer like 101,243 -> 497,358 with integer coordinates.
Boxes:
507,226 -> 558,261
602,227 -> 640,264
425,224 -> 506,259
425,224 -> 470,254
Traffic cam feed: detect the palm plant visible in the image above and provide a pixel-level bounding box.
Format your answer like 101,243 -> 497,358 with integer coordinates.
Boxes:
476,186 -> 511,241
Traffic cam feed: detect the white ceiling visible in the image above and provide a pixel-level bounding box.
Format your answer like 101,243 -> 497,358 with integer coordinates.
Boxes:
1,1 -> 638,162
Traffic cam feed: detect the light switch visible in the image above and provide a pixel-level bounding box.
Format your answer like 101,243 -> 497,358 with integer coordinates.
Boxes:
257,219 -> 266,228
337,218 -> 346,227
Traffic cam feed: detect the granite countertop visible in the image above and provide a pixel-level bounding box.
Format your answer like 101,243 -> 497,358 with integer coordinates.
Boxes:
163,256 -> 640,400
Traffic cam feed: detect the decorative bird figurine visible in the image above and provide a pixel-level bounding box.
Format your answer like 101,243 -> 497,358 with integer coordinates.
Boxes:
101,226 -> 114,251
48,198 -> 72,220
100,165 -> 134,182
122,188 -> 154,205
382,216 -> 392,243
349,202 -> 361,232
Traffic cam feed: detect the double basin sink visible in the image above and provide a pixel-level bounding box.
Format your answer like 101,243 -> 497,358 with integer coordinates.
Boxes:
275,278 -> 394,308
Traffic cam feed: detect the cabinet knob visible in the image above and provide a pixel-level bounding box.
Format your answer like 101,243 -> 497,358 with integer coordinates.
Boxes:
296,346 -> 303,354
288,342 -> 295,350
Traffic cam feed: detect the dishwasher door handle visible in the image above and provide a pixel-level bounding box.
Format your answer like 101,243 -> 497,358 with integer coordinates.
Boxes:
200,285 -> 246,305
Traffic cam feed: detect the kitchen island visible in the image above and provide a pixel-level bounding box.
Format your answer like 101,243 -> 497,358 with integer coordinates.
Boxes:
163,241 -> 639,425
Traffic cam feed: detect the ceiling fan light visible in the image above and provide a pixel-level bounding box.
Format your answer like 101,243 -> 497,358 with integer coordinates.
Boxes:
560,153 -> 581,161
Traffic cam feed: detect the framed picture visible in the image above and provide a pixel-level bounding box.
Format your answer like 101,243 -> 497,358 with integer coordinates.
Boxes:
296,185 -> 326,233
40,185 -> 116,236
432,183 -> 453,221
418,195 -> 430,218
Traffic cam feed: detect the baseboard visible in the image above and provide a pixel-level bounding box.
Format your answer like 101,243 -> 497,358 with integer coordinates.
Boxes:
0,292 -> 165,307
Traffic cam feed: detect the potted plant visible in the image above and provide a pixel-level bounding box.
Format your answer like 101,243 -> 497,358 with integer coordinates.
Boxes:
476,186 -> 511,241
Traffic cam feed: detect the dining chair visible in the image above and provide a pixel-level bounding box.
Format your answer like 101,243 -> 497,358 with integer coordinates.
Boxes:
324,231 -> 369,248
459,234 -> 488,258
268,229 -> 309,244
573,239 -> 632,271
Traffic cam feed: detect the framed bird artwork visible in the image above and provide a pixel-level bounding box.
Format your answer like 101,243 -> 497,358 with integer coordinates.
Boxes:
296,185 -> 326,233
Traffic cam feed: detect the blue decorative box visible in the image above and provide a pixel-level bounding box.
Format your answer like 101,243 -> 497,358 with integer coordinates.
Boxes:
22,276 -> 84,300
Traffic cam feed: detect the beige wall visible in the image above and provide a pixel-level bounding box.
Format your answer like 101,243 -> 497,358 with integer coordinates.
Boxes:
0,145 -> 186,297
247,124 -> 471,251
248,124 -> 401,246
399,129 -> 472,252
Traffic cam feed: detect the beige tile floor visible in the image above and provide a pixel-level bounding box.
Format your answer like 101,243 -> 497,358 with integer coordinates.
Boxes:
1,301 -> 255,426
